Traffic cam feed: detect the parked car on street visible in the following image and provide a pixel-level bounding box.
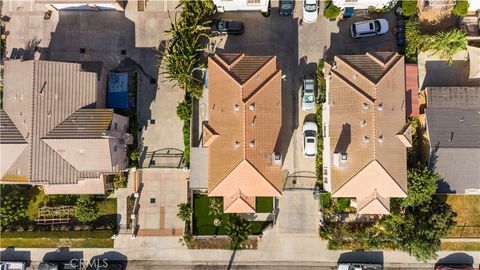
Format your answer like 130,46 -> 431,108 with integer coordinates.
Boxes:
211,19 -> 244,35
302,121 -> 318,157
350,19 -> 389,39
302,76 -> 316,111
338,263 -> 383,270
436,265 -> 474,270
38,262 -> 79,270
302,0 -> 318,23
279,0 -> 294,16
0,261 -> 26,270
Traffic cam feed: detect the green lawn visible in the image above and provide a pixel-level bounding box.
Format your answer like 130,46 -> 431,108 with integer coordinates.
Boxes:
193,195 -> 271,236
0,238 -> 113,248
0,230 -> 114,248
441,195 -> 480,238
256,197 -> 274,213
441,242 -> 480,251
0,230 -> 113,239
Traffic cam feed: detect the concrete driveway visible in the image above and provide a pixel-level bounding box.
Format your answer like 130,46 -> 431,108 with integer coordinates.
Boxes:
276,190 -> 320,235
136,168 -> 187,237
327,11 -> 398,59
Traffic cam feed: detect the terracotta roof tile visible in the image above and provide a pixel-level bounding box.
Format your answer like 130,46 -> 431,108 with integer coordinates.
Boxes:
326,53 -> 408,214
207,54 -> 282,212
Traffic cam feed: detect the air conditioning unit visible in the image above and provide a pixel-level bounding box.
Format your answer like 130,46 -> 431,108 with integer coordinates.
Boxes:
333,153 -> 347,168
271,152 -> 282,166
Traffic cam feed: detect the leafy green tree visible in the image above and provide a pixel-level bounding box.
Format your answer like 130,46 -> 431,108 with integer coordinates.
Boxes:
112,172 -> 128,190
402,0 -> 418,17
176,100 -> 192,121
208,197 -> 223,217
225,214 -> 251,250
431,29 -> 467,64
453,0 -> 469,17
402,167 -> 439,207
0,189 -> 27,228
177,202 -> 193,223
74,198 -> 100,223
405,19 -> 434,63
381,196 -> 456,262
323,0 -> 341,20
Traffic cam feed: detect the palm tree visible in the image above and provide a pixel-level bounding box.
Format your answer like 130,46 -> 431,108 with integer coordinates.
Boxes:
431,30 -> 467,64
158,1 -> 214,99
225,214 -> 251,250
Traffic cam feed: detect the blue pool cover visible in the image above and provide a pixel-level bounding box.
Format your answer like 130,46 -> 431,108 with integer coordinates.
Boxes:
107,72 -> 129,109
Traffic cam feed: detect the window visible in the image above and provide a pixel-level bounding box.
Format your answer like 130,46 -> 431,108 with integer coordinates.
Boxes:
114,146 -> 117,152
247,0 -> 260,3
345,0 -> 357,2
114,123 -> 118,130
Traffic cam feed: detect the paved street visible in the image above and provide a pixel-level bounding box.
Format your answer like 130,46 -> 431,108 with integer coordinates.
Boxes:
1,1 -> 479,269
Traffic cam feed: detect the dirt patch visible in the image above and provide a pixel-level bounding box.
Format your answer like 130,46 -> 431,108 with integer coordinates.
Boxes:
191,237 -> 258,249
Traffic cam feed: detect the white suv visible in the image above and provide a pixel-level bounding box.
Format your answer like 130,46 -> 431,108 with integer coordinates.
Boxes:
350,19 -> 389,39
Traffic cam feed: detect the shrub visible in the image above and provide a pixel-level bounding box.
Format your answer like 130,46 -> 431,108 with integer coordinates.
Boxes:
335,198 -> 351,213
182,120 -> 191,167
177,202 -> 193,223
128,148 -> 140,167
320,192 -> 333,210
402,0 -> 417,17
112,172 -> 128,190
324,0 -> 341,20
0,190 -> 27,228
176,100 -> 192,121
74,198 -> 100,223
453,0 -> 469,17
368,6 -> 388,14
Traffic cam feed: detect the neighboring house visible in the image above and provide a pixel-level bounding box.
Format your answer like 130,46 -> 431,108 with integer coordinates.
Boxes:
332,0 -> 395,9
37,0 -> 125,11
191,53 -> 283,213
468,0 -> 480,12
212,0 -> 269,13
0,60 -> 131,194
424,86 -> 480,195
323,52 -> 411,215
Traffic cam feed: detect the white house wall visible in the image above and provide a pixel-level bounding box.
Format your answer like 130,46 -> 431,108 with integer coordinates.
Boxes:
332,0 -> 394,9
213,0 -> 269,12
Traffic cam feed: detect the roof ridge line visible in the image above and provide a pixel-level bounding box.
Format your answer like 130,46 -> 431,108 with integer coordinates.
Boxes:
209,56 -> 243,87
239,56 -> 276,87
335,56 -> 377,86
374,54 -> 403,86
242,70 -> 281,104
27,60 -> 37,181
331,69 -> 375,103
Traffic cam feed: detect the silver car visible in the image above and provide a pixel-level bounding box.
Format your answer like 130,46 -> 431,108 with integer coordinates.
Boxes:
302,77 -> 316,111
302,121 -> 318,157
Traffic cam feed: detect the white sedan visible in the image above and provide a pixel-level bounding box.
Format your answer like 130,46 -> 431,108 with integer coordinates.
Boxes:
303,0 -> 318,23
302,121 -> 318,158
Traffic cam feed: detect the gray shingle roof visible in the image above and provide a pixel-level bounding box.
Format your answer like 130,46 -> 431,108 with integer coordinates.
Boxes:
426,87 -> 480,109
433,148 -> 480,194
0,109 -> 26,144
45,109 -> 113,139
425,86 -> 480,194
426,108 -> 480,148
2,60 -> 115,184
